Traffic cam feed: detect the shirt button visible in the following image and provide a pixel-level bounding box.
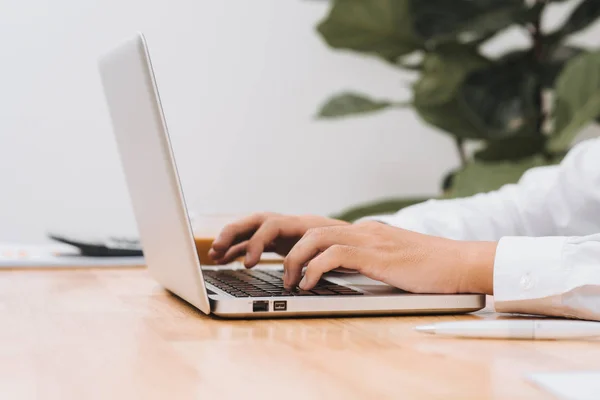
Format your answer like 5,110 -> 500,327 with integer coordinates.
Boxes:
520,273 -> 534,290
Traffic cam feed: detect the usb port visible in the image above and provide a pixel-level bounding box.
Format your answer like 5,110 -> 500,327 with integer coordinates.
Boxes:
273,301 -> 287,311
252,300 -> 269,312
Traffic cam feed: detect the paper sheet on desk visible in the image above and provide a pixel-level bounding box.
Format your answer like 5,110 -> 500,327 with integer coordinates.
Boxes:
0,243 -> 144,268
529,371 -> 600,400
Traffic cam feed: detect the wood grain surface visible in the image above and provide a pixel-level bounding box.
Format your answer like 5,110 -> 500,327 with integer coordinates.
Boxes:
0,267 -> 597,399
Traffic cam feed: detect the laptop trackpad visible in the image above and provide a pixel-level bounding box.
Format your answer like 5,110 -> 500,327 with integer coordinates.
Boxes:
324,272 -> 407,295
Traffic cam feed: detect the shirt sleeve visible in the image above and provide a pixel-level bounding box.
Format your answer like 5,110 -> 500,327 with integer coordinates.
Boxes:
362,138 -> 600,320
360,164 -> 563,240
365,138 -> 600,240
494,235 -> 600,321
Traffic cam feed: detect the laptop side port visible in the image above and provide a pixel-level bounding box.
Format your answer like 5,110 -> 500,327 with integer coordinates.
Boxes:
273,301 -> 287,311
252,300 -> 269,312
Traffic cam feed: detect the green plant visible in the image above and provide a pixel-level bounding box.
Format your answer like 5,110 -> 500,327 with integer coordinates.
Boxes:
316,0 -> 600,219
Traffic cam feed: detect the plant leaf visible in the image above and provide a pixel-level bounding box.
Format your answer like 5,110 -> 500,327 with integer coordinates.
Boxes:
555,0 -> 600,37
408,0 -> 525,46
549,51 -> 600,152
457,53 -> 539,140
448,156 -> 557,198
316,0 -> 420,61
395,52 -> 424,71
414,45 -> 489,106
317,92 -> 398,119
541,45 -> 585,88
415,101 -> 490,139
412,46 -> 491,139
474,135 -> 547,162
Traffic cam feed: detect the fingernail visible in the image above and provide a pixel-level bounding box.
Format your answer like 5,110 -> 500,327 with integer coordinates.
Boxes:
244,253 -> 252,267
299,276 -> 307,290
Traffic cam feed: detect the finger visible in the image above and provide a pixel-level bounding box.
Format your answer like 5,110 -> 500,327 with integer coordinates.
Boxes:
283,226 -> 363,288
244,219 -> 282,268
210,240 -> 249,264
211,213 -> 268,253
210,241 -> 277,265
299,245 -> 368,290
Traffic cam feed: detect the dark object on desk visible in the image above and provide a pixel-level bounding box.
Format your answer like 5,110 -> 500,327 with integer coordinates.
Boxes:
48,233 -> 143,257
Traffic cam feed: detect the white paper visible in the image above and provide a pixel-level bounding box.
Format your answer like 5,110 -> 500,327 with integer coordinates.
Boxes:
0,243 -> 144,268
528,371 -> 600,400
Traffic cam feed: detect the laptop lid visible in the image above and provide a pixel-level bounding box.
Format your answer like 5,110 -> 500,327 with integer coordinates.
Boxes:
98,32 -> 211,314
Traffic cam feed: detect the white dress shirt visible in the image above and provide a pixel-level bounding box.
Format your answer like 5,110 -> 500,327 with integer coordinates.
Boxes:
370,138 -> 600,321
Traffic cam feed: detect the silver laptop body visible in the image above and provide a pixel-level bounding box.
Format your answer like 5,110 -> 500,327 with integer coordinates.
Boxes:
98,33 -> 485,318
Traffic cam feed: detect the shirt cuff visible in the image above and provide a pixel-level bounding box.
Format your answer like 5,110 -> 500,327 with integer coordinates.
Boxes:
494,236 -> 568,304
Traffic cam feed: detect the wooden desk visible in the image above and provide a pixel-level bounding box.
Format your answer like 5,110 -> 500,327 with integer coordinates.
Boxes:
0,268 -> 598,399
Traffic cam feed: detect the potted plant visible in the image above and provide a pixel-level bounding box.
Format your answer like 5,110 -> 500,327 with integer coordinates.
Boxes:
314,0 -> 600,221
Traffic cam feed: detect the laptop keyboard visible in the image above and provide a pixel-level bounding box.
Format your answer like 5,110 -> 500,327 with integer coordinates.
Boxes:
203,269 -> 363,297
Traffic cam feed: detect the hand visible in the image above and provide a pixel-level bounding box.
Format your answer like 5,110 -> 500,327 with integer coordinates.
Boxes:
209,213 -> 348,267
283,221 -> 497,294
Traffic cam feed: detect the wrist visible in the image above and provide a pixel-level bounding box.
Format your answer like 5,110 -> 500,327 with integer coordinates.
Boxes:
459,241 -> 497,294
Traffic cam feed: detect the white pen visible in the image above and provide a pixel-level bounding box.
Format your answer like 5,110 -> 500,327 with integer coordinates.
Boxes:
415,320 -> 600,340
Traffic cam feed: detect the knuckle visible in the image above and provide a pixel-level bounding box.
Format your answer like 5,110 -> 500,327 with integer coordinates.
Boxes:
261,218 -> 277,230
257,219 -> 281,239
305,227 -> 323,238
307,258 -> 326,275
305,265 -> 323,279
262,211 -> 279,219
356,220 -> 381,230
221,220 -> 237,231
283,252 -> 299,270
329,244 -> 353,257
307,225 -> 340,238
253,212 -> 273,222
219,224 -> 236,238
253,213 -> 266,223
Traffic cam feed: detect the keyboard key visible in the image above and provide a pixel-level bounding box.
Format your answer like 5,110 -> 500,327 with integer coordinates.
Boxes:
311,289 -> 338,295
202,269 -> 361,298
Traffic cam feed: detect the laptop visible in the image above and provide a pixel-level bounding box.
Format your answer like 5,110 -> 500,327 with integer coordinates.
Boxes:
98,32 -> 485,318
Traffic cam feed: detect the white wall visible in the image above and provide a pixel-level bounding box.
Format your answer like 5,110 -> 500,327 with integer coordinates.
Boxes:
0,0 -> 459,243
0,0 -> 597,243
